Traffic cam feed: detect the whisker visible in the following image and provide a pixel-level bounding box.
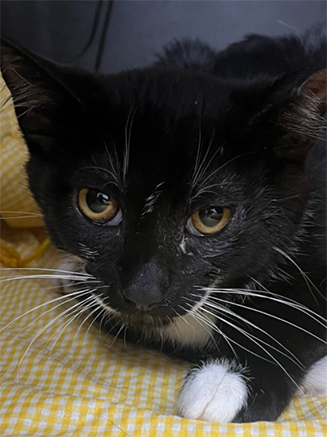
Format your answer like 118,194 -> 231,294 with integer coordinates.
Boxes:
191,152 -> 248,202
1,267 -> 92,276
200,305 -> 300,388
197,286 -> 326,325
85,306 -> 106,339
0,289 -> 91,334
17,295 -> 95,369
206,295 -> 326,344
177,304 -> 221,353
123,108 -> 136,181
0,274 -> 91,284
183,301 -> 239,359
274,246 -> 326,301
75,166 -> 120,189
186,302 -> 273,363
0,210 -> 42,216
101,134 -> 121,186
192,127 -> 212,189
72,296 -> 103,353
107,320 -> 127,348
204,298 -> 304,368
190,121 -> 203,189
48,299 -> 98,354
0,215 -> 43,220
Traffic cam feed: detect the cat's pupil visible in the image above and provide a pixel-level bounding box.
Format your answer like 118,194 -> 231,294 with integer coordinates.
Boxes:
86,190 -> 110,213
199,207 -> 223,227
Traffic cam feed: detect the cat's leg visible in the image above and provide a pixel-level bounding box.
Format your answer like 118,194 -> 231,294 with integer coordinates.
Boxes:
176,313 -> 326,423
177,355 -> 300,423
177,359 -> 248,423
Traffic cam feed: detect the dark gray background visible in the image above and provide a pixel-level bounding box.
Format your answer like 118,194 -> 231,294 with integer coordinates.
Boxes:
2,1 -> 326,72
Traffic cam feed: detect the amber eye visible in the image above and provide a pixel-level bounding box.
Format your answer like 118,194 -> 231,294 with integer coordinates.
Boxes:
78,188 -> 120,224
187,206 -> 231,236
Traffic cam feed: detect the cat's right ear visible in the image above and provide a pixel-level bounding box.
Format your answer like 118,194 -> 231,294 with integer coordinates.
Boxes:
0,37 -> 86,156
274,69 -> 326,161
298,69 -> 326,115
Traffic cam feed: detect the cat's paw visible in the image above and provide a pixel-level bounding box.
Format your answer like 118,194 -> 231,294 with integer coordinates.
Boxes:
177,359 -> 248,423
298,356 -> 327,397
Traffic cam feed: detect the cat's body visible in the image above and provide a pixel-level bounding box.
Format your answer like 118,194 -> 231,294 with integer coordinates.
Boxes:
1,25 -> 326,422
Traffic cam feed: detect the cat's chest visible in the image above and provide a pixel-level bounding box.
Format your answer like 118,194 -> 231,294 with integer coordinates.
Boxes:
160,311 -> 216,347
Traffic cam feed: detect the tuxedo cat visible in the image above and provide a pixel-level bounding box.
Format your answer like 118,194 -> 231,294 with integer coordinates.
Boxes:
1,25 -> 326,423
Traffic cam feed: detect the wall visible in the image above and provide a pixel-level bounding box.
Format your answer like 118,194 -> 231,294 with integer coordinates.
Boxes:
1,0 -> 326,72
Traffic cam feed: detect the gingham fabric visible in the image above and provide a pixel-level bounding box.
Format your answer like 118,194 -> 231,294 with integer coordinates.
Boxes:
1,74 -> 326,437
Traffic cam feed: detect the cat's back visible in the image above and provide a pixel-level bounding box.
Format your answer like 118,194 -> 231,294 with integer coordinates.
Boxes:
212,24 -> 326,79
157,24 -> 326,81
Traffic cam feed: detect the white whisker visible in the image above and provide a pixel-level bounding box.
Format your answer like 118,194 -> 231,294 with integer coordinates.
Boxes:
274,246 -> 326,302
72,296 -> 103,351
0,289 -> 91,334
206,295 -> 326,344
204,298 -> 304,368
48,299 -> 97,354
1,267 -> 92,276
183,301 -> 239,359
123,108 -> 136,181
197,286 -> 326,326
17,295 -> 95,369
199,305 -> 300,388
0,274 -> 90,284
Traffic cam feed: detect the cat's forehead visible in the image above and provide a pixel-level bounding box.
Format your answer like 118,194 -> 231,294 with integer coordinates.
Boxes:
81,124 -> 237,217
98,68 -> 234,120
90,120 -> 212,197
76,70 -> 249,207
93,71 -> 232,177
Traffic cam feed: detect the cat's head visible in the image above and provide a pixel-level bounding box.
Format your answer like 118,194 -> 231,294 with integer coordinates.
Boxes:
1,38 -> 326,334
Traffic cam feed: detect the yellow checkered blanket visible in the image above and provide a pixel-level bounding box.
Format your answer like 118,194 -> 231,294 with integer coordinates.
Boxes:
0,74 -> 326,437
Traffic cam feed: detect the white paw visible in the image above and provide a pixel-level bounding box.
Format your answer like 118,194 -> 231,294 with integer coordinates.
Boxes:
177,359 -> 248,423
298,356 -> 327,397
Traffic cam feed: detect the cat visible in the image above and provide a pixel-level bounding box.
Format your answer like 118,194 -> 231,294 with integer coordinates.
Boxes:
1,24 -> 326,423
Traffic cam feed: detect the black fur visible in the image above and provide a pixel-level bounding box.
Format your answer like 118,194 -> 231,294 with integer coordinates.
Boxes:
1,26 -> 326,422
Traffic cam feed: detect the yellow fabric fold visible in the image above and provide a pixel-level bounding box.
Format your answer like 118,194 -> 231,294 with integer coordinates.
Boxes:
0,74 -> 326,437
0,74 -> 44,229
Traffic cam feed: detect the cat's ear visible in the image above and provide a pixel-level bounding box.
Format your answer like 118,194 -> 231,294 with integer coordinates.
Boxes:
298,69 -> 326,114
276,69 -> 326,162
0,38 -> 86,156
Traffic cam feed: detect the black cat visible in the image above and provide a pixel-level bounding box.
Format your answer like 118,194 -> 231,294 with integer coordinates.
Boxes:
1,25 -> 326,423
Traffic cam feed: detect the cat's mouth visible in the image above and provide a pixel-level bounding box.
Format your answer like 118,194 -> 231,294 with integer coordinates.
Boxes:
118,311 -> 172,331
90,290 -> 172,331
56,258 -> 178,332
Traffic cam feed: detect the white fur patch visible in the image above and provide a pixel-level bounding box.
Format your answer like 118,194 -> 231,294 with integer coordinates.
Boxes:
54,257 -> 87,291
298,356 -> 327,397
141,181 -> 165,218
162,290 -> 215,346
163,311 -> 215,346
177,359 -> 248,423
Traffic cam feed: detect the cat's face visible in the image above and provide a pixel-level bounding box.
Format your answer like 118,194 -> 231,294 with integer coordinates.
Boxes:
1,40 -> 325,332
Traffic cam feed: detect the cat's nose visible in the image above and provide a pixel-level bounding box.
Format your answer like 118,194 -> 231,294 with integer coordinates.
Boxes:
120,260 -> 166,309
122,284 -> 164,309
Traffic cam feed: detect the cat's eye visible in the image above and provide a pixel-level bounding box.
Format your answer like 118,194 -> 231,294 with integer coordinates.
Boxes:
78,188 -> 121,225
187,206 -> 231,236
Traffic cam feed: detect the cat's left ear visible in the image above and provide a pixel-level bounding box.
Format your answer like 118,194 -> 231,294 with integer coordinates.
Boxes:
0,37 -> 89,157
276,69 -> 326,161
